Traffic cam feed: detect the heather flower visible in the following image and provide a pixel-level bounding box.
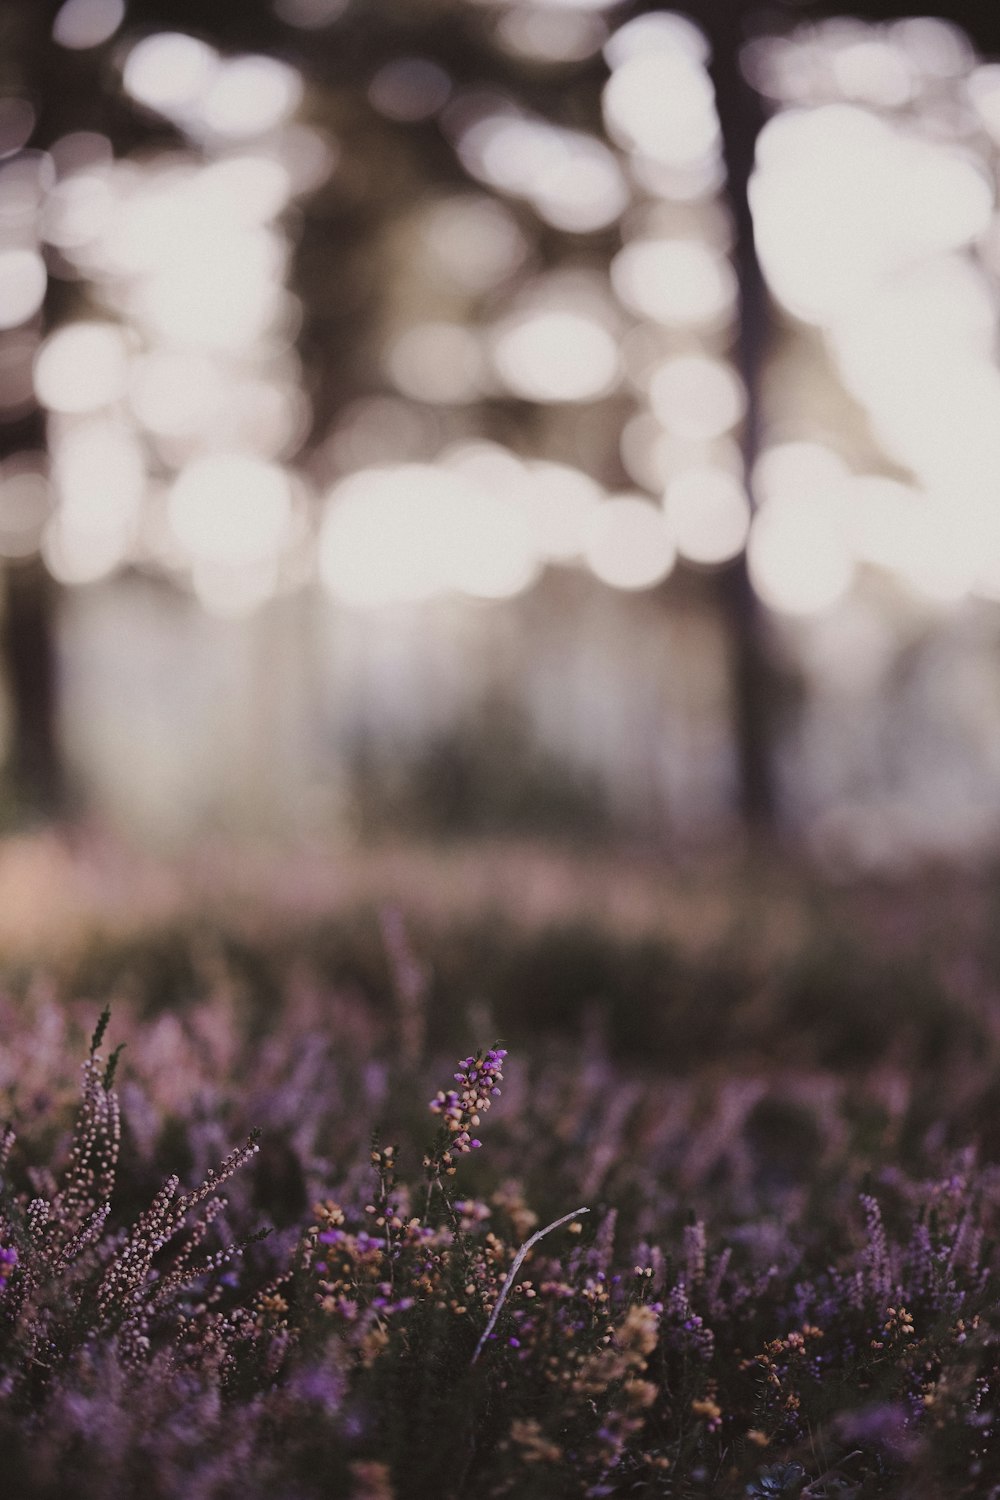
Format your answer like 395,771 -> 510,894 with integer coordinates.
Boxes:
425,1048 -> 506,1184
454,1198 -> 491,1231
508,1416 -> 563,1463
835,1401 -> 920,1461
691,1395 -> 723,1432
0,1243 -> 17,1292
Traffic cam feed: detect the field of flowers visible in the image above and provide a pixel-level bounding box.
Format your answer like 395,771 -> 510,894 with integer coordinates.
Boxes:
2,838 -> 1000,1496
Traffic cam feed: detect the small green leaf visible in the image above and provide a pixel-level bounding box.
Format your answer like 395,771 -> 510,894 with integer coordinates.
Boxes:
90,1005 -> 111,1058
103,1043 -> 126,1092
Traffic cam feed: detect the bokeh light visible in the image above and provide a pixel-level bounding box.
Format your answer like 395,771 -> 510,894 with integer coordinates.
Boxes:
0,98 -> 36,158
491,309 -> 620,402
318,462 -> 540,607
520,460 -> 604,560
11,0 -> 1000,867
128,39 -> 303,145
386,323 -> 486,405
748,491 -> 854,615
52,0 -> 125,50
456,111 -> 628,232
418,194 -> 528,295
969,64 -> 1000,143
0,457 -> 51,560
831,34 -> 915,107
603,11 -> 710,70
752,442 -> 849,507
751,104 -> 994,324
665,468 -> 751,566
128,350 -> 228,440
42,514 -> 132,583
647,355 -> 745,440
33,322 -> 130,412
52,418 -> 146,534
28,3 -> 996,639
495,8 -> 607,64
584,495 -> 676,590
611,237 -> 736,329
517,0 -> 624,11
369,58 -> 451,122
602,44 -> 719,172
200,56 -> 303,139
42,416 -> 144,585
42,167 -> 116,252
168,454 -> 294,566
1,153 -> 55,236
122,33 -> 219,119
834,474 -> 973,604
0,250 -> 47,330
318,468 -> 451,607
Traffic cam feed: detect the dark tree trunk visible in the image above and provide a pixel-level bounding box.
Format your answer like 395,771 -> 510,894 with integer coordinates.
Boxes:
0,4 -> 64,815
1,559 -> 63,814
0,388 -> 65,815
700,0 -> 779,832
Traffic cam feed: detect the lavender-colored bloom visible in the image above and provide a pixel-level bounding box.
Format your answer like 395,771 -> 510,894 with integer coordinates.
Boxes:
0,1243 -> 17,1292
834,1402 -> 920,1460
289,1362 -> 347,1413
428,1047 -> 506,1157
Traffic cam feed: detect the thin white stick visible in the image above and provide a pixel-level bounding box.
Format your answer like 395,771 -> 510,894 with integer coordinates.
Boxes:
471,1206 -> 589,1365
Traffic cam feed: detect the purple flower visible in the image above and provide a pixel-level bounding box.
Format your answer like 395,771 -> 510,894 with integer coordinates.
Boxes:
428,1046 -> 506,1158
0,1244 -> 17,1292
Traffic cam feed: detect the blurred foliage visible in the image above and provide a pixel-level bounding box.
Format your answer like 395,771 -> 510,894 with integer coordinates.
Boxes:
44,861 -> 996,1102
347,701 -> 613,843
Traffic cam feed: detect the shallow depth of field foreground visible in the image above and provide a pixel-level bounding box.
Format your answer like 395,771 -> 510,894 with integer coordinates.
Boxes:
2,843 -> 1000,1498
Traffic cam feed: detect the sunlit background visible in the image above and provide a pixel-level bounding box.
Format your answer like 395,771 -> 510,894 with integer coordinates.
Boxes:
3,0 -> 1000,868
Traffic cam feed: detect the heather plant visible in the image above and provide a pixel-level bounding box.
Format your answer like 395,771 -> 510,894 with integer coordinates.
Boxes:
3,913 -> 1000,1496
0,1009 -> 264,1406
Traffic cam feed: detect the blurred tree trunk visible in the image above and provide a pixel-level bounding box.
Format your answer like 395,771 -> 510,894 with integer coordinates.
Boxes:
0,6 -> 66,815
0,397 -> 64,814
700,0 -> 779,833
1,559 -> 63,816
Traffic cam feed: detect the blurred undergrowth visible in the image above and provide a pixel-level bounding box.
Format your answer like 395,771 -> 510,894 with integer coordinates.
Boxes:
3,841 -> 1000,1494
